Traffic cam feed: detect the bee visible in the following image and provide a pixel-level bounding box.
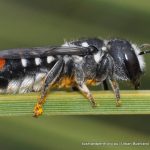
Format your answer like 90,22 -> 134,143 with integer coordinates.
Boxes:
0,38 -> 149,117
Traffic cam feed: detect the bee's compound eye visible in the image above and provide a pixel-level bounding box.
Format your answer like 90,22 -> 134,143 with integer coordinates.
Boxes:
88,46 -> 99,54
0,58 -> 6,70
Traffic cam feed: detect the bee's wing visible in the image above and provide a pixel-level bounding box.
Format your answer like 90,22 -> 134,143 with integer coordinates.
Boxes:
0,47 -> 48,59
0,46 -> 92,59
44,46 -> 93,56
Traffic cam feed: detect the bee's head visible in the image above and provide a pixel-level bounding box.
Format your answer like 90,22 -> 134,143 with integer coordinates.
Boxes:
106,39 -> 146,89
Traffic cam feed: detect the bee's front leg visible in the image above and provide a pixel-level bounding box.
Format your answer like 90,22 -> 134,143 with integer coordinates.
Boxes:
109,79 -> 121,107
33,58 -> 63,117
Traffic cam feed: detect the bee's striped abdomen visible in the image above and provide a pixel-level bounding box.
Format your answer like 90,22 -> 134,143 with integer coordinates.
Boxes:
0,56 -> 56,94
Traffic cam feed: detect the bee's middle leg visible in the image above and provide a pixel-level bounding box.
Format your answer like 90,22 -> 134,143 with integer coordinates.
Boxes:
74,62 -> 97,107
77,83 -> 97,107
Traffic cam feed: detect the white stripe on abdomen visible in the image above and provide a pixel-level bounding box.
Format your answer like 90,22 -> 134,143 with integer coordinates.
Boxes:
19,76 -> 35,93
33,73 -> 46,92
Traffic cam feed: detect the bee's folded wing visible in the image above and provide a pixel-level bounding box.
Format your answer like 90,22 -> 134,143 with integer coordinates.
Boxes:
0,46 -> 92,59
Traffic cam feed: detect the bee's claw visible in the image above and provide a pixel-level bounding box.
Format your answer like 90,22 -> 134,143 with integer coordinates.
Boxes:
33,103 -> 43,117
116,100 -> 122,107
91,100 -> 98,108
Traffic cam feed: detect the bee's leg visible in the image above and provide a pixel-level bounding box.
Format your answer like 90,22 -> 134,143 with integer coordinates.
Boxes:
102,80 -> 109,90
33,58 -> 63,117
109,79 -> 121,107
74,61 -> 97,107
77,83 -> 97,107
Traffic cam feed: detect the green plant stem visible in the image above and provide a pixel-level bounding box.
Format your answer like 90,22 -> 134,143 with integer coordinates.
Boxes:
0,90 -> 150,116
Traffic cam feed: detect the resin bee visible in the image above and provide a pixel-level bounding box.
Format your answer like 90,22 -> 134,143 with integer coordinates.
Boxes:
0,38 -> 149,117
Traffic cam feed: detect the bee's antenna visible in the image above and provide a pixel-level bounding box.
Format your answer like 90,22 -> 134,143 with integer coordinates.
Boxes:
139,50 -> 150,55
139,44 -> 150,55
139,44 -> 150,49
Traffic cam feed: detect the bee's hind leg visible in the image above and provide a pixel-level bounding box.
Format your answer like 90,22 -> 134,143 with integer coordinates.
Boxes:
109,79 -> 121,107
33,58 -> 63,117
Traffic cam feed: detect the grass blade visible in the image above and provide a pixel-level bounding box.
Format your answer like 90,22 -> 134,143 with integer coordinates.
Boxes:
0,90 -> 150,116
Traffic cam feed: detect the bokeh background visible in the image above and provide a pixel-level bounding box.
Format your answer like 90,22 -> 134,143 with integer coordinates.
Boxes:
0,0 -> 150,150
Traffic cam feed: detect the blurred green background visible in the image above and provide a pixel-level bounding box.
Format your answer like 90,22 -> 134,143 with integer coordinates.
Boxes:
0,0 -> 150,150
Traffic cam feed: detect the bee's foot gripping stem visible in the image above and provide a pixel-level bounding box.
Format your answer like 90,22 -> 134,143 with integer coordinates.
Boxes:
89,96 -> 98,108
33,103 -> 43,117
116,100 -> 122,107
